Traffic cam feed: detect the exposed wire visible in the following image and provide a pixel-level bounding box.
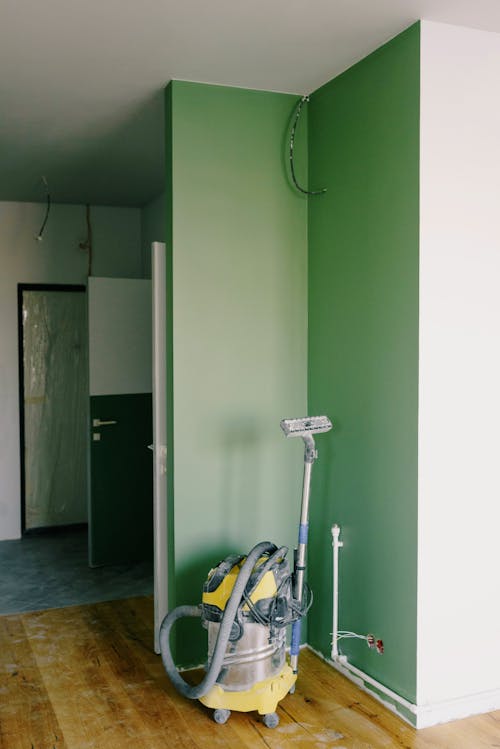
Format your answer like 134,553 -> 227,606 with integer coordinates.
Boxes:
336,631 -> 371,641
333,631 -> 383,653
79,204 -> 93,276
289,95 -> 327,196
35,176 -> 51,241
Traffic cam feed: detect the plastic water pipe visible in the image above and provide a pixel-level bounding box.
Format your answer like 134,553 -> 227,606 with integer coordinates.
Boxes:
331,524 -> 343,658
329,523 -> 417,716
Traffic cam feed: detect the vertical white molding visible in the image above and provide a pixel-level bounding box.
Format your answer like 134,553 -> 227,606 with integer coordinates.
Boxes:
418,20 -> 500,709
152,242 -> 168,653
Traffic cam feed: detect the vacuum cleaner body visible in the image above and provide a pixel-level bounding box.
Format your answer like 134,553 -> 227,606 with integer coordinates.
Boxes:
159,416 -> 332,727
199,551 -> 297,715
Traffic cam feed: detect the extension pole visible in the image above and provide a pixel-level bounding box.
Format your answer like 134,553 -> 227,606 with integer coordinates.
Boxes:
280,416 -> 332,676
290,436 -> 317,674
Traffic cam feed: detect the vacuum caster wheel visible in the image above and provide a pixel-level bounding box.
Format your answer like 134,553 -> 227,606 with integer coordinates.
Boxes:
213,708 -> 231,725
263,712 -> 279,729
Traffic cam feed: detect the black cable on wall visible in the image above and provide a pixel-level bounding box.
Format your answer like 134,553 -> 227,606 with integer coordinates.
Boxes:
289,95 -> 327,196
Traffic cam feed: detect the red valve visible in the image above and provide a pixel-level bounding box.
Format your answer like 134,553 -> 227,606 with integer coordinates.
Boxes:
376,639 -> 384,655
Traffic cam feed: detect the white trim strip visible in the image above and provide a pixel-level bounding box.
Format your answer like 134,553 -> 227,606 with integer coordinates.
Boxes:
152,242 -> 168,654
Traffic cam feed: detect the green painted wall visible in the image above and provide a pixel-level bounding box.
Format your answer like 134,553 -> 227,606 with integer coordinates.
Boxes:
307,25 -> 420,701
166,81 -> 308,665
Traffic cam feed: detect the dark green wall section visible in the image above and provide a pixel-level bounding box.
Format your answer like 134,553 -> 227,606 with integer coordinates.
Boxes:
89,393 -> 153,567
167,81 -> 308,667
307,24 -> 420,701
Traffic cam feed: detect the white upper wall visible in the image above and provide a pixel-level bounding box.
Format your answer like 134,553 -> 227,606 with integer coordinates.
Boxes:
88,277 -> 152,396
0,202 -> 142,540
418,20 -> 500,706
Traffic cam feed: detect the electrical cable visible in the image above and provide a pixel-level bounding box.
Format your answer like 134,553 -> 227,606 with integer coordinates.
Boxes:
86,204 -> 92,276
289,96 -> 327,196
35,176 -> 51,241
334,631 -> 380,651
79,204 -> 93,276
242,575 -> 313,630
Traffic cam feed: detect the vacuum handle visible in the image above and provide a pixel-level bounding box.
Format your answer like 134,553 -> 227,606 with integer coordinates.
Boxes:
291,455 -> 314,674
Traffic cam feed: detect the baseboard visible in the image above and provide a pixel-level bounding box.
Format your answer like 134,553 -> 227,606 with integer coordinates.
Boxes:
411,687 -> 500,729
306,645 -> 500,729
23,522 -> 88,537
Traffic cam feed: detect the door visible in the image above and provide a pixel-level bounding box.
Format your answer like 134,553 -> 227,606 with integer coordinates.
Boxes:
152,242 -> 169,652
19,285 -> 87,532
88,277 -> 152,567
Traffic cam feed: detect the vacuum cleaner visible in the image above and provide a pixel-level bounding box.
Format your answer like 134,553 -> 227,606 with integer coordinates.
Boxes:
159,415 -> 332,728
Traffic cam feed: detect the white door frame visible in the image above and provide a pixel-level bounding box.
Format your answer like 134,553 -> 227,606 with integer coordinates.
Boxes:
152,241 -> 168,652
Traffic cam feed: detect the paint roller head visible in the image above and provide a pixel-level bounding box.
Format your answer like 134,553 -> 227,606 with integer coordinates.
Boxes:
280,416 -> 332,439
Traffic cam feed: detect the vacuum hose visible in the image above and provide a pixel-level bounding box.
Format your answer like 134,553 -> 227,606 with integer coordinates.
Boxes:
159,540 -> 277,700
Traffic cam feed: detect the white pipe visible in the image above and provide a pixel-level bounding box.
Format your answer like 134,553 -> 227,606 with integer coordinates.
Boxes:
329,523 -> 416,716
331,524 -> 342,658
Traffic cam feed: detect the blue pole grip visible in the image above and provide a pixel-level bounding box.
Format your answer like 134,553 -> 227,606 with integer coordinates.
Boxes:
291,620 -> 302,656
298,522 -> 309,544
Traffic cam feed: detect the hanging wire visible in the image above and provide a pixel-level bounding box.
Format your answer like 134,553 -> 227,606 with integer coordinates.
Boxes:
79,204 -> 93,276
289,95 -> 327,196
35,176 -> 51,241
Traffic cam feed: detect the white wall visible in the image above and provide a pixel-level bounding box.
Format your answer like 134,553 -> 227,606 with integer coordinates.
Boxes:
0,201 -> 142,540
418,21 -> 500,707
88,277 -> 152,396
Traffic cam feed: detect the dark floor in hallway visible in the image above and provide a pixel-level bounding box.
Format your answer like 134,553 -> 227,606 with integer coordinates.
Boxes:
0,526 -> 153,614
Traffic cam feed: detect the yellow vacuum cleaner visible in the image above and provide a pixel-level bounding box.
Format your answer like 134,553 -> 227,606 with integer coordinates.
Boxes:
159,415 -> 332,728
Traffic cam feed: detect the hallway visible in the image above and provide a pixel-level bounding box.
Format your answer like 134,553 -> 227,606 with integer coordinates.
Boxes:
0,527 -> 152,615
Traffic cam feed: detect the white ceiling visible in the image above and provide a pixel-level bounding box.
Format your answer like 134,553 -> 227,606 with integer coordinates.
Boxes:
2,0 -> 500,206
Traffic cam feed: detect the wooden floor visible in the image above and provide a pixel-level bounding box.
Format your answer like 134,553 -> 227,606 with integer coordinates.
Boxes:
0,597 -> 498,748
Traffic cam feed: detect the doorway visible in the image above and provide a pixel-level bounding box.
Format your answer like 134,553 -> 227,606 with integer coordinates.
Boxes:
18,283 -> 87,534
4,281 -> 154,616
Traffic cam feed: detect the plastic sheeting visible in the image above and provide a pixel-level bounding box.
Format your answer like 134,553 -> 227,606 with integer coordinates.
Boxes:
23,290 -> 88,529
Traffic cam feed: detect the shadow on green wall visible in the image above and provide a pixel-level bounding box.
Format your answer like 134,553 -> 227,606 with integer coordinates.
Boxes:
308,427 -> 337,609
173,545 -> 236,668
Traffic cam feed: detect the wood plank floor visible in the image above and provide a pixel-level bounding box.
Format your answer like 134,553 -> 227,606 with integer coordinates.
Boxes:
0,597 -> 498,748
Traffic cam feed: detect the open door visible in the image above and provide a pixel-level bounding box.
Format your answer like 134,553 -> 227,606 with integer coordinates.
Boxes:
88,277 -> 152,567
152,242 -> 169,652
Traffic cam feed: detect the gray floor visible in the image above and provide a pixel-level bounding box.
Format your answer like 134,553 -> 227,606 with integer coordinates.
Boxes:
0,527 -> 153,615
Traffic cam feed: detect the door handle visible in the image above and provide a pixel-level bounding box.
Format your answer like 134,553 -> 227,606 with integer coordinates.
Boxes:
148,444 -> 167,474
92,418 -> 118,427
